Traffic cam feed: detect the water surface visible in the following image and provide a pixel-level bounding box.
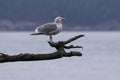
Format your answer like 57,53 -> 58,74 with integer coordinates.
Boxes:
0,31 -> 120,80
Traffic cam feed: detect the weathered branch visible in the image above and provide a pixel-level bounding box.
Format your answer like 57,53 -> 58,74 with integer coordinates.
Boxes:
0,34 -> 84,63
63,34 -> 84,44
64,45 -> 83,49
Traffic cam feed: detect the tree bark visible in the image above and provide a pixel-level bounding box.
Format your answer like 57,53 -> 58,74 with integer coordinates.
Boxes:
0,34 -> 84,63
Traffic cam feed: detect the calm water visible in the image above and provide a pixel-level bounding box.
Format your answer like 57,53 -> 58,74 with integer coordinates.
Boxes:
0,31 -> 120,80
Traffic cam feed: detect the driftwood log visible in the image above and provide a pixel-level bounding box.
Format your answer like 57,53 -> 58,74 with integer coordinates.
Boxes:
0,34 -> 84,63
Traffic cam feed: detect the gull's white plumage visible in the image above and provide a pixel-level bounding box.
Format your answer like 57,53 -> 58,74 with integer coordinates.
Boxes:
30,16 -> 64,42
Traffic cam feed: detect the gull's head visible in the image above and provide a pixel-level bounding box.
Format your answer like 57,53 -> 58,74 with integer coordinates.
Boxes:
54,16 -> 64,23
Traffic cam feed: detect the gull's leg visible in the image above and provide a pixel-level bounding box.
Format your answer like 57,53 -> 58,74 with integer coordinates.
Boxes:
49,35 -> 53,42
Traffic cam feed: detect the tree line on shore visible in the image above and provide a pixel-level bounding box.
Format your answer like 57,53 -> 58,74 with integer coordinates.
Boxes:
0,0 -> 120,31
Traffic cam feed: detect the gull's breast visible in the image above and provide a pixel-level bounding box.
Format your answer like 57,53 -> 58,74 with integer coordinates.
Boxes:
49,23 -> 62,35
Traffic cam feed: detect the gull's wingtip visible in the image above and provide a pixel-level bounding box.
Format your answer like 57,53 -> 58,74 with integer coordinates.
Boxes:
30,33 -> 43,35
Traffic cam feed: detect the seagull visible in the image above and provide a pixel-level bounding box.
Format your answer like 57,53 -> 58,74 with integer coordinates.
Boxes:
30,16 -> 64,42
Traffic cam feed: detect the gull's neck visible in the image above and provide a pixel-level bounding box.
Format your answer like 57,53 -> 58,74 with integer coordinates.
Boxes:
56,22 -> 62,31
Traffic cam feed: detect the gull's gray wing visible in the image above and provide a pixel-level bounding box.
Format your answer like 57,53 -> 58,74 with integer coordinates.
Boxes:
36,23 -> 57,35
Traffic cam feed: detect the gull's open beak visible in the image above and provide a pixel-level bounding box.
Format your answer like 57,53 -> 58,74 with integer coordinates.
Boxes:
61,17 -> 65,21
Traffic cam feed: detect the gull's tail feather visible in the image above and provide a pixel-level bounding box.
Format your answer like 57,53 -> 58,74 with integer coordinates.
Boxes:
30,33 -> 43,35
